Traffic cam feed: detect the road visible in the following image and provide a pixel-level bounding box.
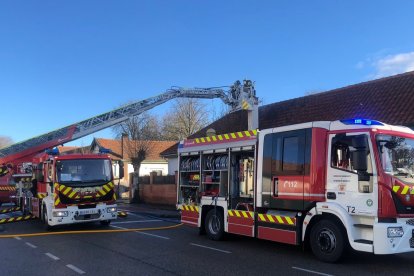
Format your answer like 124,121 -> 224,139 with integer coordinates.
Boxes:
0,208 -> 414,276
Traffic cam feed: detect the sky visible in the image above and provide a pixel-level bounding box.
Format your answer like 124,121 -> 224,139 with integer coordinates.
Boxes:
1,0 -> 414,147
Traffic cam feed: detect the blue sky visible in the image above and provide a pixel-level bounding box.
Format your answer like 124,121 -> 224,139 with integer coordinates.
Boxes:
1,0 -> 414,146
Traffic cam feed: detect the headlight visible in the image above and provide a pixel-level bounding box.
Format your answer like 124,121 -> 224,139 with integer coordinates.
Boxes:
387,227 -> 404,238
107,207 -> 117,213
52,211 -> 68,217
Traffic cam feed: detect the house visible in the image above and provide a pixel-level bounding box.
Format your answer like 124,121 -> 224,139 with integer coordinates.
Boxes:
161,71 -> 414,169
90,137 -> 175,197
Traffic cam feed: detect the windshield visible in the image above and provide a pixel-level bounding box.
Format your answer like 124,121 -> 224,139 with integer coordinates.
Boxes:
56,159 -> 112,184
376,135 -> 414,183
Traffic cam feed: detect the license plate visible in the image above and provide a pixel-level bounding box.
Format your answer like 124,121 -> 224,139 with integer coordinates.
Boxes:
79,209 -> 98,215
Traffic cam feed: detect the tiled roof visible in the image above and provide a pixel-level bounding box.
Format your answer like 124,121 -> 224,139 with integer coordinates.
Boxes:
94,138 -> 175,162
160,71 -> 414,157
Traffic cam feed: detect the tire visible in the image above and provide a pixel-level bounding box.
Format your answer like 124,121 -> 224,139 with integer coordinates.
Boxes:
310,219 -> 346,263
205,209 -> 225,241
100,220 -> 111,226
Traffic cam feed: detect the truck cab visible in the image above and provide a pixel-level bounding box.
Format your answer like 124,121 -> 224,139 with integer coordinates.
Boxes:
31,152 -> 118,227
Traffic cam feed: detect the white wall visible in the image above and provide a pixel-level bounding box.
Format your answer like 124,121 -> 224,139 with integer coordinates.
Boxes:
167,157 -> 178,175
127,162 -> 169,176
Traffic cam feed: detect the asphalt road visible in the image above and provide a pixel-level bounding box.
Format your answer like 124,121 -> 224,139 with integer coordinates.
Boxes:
1,209 -> 414,276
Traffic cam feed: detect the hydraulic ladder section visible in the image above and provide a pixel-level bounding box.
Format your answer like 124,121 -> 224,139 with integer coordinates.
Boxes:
0,80 -> 257,165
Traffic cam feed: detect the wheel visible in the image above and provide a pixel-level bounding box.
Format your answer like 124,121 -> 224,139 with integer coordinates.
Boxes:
205,209 -> 225,241
100,220 -> 111,226
310,219 -> 346,263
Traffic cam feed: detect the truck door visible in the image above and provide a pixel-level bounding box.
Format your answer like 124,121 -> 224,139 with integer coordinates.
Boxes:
327,132 -> 377,216
262,129 -> 311,211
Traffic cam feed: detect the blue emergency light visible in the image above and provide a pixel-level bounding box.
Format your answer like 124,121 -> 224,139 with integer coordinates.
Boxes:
46,148 -> 59,155
340,118 -> 383,126
99,147 -> 112,154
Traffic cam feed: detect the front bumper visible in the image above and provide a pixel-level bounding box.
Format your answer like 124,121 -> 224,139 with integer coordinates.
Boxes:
49,204 -> 117,226
374,218 -> 414,254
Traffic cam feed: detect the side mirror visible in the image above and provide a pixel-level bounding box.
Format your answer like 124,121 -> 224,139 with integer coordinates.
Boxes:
119,161 -> 124,179
352,150 -> 367,172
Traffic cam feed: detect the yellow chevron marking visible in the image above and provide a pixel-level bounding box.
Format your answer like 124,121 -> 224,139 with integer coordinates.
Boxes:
252,130 -> 257,135
234,210 -> 241,217
242,211 -> 248,218
402,186 -> 410,195
69,191 -> 77,198
224,134 -> 230,140
185,205 -> 190,211
54,183 -> 59,189
250,212 -> 254,218
195,138 -> 200,143
258,214 -> 265,221
195,206 -> 199,212
212,136 -> 217,141
108,182 -> 114,188
200,138 -> 205,143
189,206 -> 194,212
99,189 -> 106,196
59,184 -> 66,192
206,137 -> 211,142
286,217 -> 294,225
276,216 -> 284,224
411,188 -> 414,195
103,185 -> 111,192
393,186 -> 400,193
16,217 -> 22,221
25,216 -> 31,220
0,219 -> 5,223
63,187 -> 71,195
218,135 -> 223,141
237,132 -> 243,138
9,218 -> 15,222
228,210 -> 234,216
266,214 -> 275,223
244,131 -> 251,137
231,133 -> 236,139
55,198 -> 60,206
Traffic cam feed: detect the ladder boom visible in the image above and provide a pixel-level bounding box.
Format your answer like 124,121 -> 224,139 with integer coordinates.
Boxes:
0,80 -> 257,164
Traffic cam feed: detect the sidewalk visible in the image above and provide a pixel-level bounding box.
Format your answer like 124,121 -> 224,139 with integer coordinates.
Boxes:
116,200 -> 180,219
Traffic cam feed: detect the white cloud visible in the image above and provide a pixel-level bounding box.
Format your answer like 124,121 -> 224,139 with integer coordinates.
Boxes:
372,51 -> 414,78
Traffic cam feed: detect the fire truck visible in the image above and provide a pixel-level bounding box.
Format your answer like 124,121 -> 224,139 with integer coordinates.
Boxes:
177,118 -> 414,262
0,80 -> 258,228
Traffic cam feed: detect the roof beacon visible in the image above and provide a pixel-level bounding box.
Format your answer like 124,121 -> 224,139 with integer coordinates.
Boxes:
340,118 -> 383,126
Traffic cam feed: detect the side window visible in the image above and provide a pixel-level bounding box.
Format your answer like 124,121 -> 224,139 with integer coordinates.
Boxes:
282,136 -> 300,171
271,129 -> 310,175
331,134 -> 372,175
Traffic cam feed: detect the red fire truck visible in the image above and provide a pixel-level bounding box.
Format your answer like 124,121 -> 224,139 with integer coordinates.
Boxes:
177,119 -> 414,262
26,151 -> 118,228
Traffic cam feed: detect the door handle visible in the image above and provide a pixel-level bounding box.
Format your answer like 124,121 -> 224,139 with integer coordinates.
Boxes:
273,177 -> 279,197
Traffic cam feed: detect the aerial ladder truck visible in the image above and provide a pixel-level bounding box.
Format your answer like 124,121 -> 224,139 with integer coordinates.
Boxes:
0,80 -> 258,229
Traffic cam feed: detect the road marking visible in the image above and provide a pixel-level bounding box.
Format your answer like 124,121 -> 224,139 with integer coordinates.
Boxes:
190,243 -> 231,254
25,242 -> 37,248
292,266 -> 334,276
14,237 -> 22,240
45,252 -> 60,261
112,219 -> 161,225
66,264 -> 85,274
111,225 -> 170,240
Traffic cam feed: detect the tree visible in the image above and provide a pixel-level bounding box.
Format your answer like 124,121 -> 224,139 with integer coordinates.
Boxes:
111,112 -> 158,202
0,136 -> 13,149
162,98 -> 211,140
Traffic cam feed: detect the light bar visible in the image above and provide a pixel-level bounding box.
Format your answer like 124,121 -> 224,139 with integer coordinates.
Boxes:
340,118 -> 383,126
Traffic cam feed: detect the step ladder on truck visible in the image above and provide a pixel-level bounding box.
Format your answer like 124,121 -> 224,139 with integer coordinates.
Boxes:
177,118 -> 414,262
